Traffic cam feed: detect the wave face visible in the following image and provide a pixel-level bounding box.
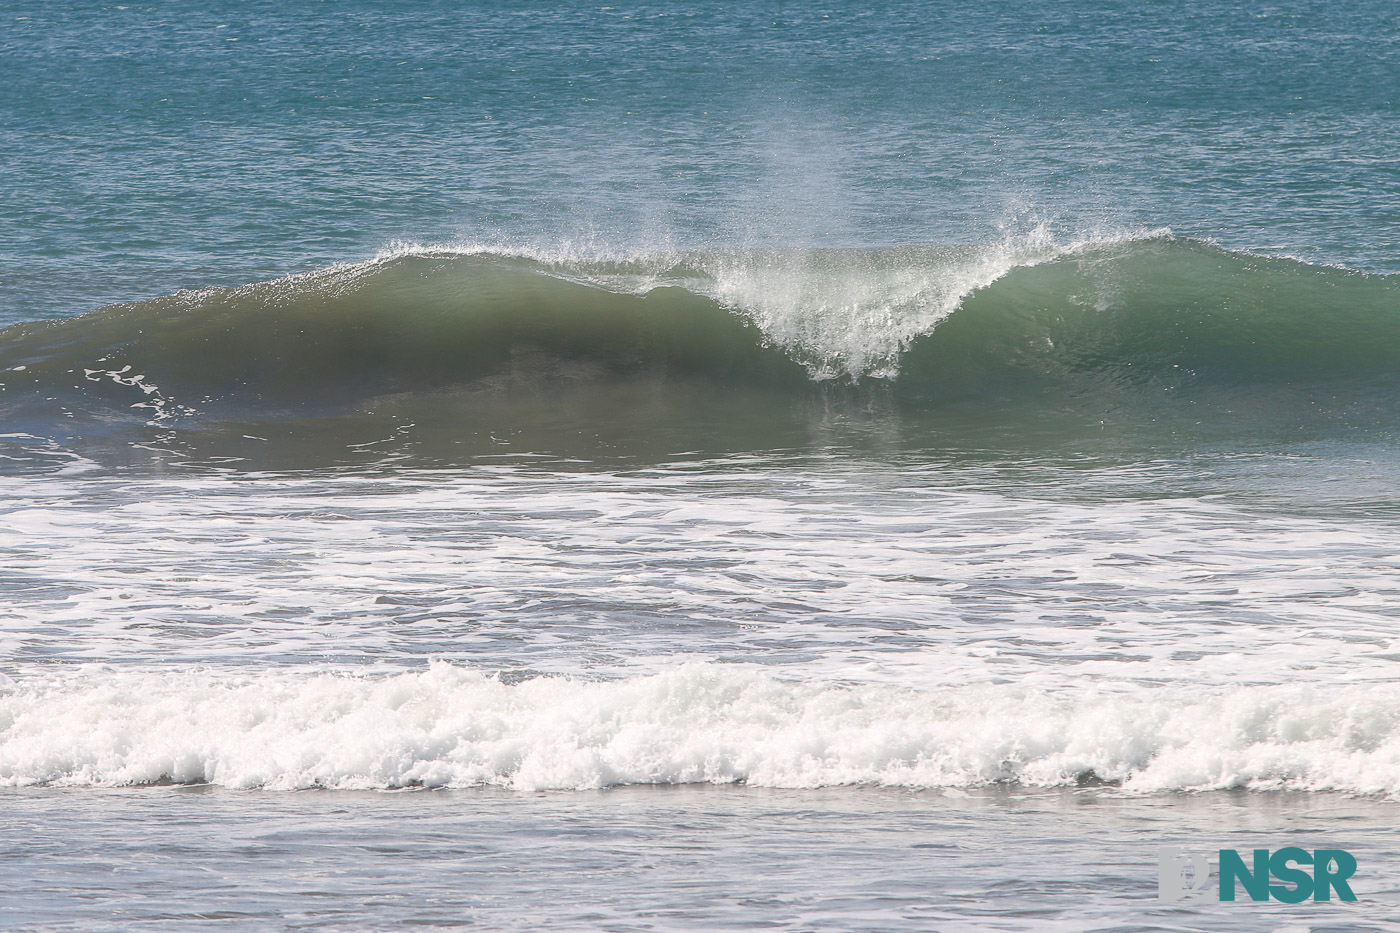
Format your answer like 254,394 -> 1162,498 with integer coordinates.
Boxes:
3,664 -> 1399,794
3,234 -> 1398,462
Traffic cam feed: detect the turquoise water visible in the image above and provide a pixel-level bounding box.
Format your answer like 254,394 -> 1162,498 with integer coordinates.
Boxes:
3,3 -> 1400,931
4,0 -> 1400,325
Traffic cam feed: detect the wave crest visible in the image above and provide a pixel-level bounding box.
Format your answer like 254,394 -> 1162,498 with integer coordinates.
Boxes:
1,234 -> 1398,463
4,663 -> 1399,794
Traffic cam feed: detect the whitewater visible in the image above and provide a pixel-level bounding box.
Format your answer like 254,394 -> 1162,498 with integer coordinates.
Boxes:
7,0 -> 1400,929
5,229 -> 1400,931
6,235 -> 1400,932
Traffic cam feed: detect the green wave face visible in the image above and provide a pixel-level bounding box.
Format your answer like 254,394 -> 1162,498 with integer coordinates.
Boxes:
1,239 -> 1397,467
902,239 -> 1400,395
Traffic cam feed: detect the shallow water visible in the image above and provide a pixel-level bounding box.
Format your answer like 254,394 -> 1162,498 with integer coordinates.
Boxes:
3,786 -> 1399,931
6,0 -> 1400,929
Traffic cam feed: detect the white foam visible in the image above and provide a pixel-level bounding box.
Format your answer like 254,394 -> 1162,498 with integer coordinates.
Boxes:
364,226 -> 1174,378
0,463 -> 1395,683
2,663 -> 1399,794
91,228 -> 1171,381
680,229 -> 1165,379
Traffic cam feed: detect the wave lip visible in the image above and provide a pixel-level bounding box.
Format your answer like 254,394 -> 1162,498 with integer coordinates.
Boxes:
407,226 -> 1173,379
1,234 -> 1399,465
3,664 -> 1399,794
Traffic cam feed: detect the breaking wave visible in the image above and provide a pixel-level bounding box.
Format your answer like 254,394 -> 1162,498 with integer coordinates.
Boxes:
3,663 -> 1400,794
2,231 -> 1398,461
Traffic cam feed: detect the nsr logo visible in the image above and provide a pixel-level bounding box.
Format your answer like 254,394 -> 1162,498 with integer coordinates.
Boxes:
1159,847 -> 1358,903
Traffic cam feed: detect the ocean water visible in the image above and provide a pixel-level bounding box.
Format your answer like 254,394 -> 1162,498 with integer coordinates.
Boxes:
3,1 -> 1400,930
